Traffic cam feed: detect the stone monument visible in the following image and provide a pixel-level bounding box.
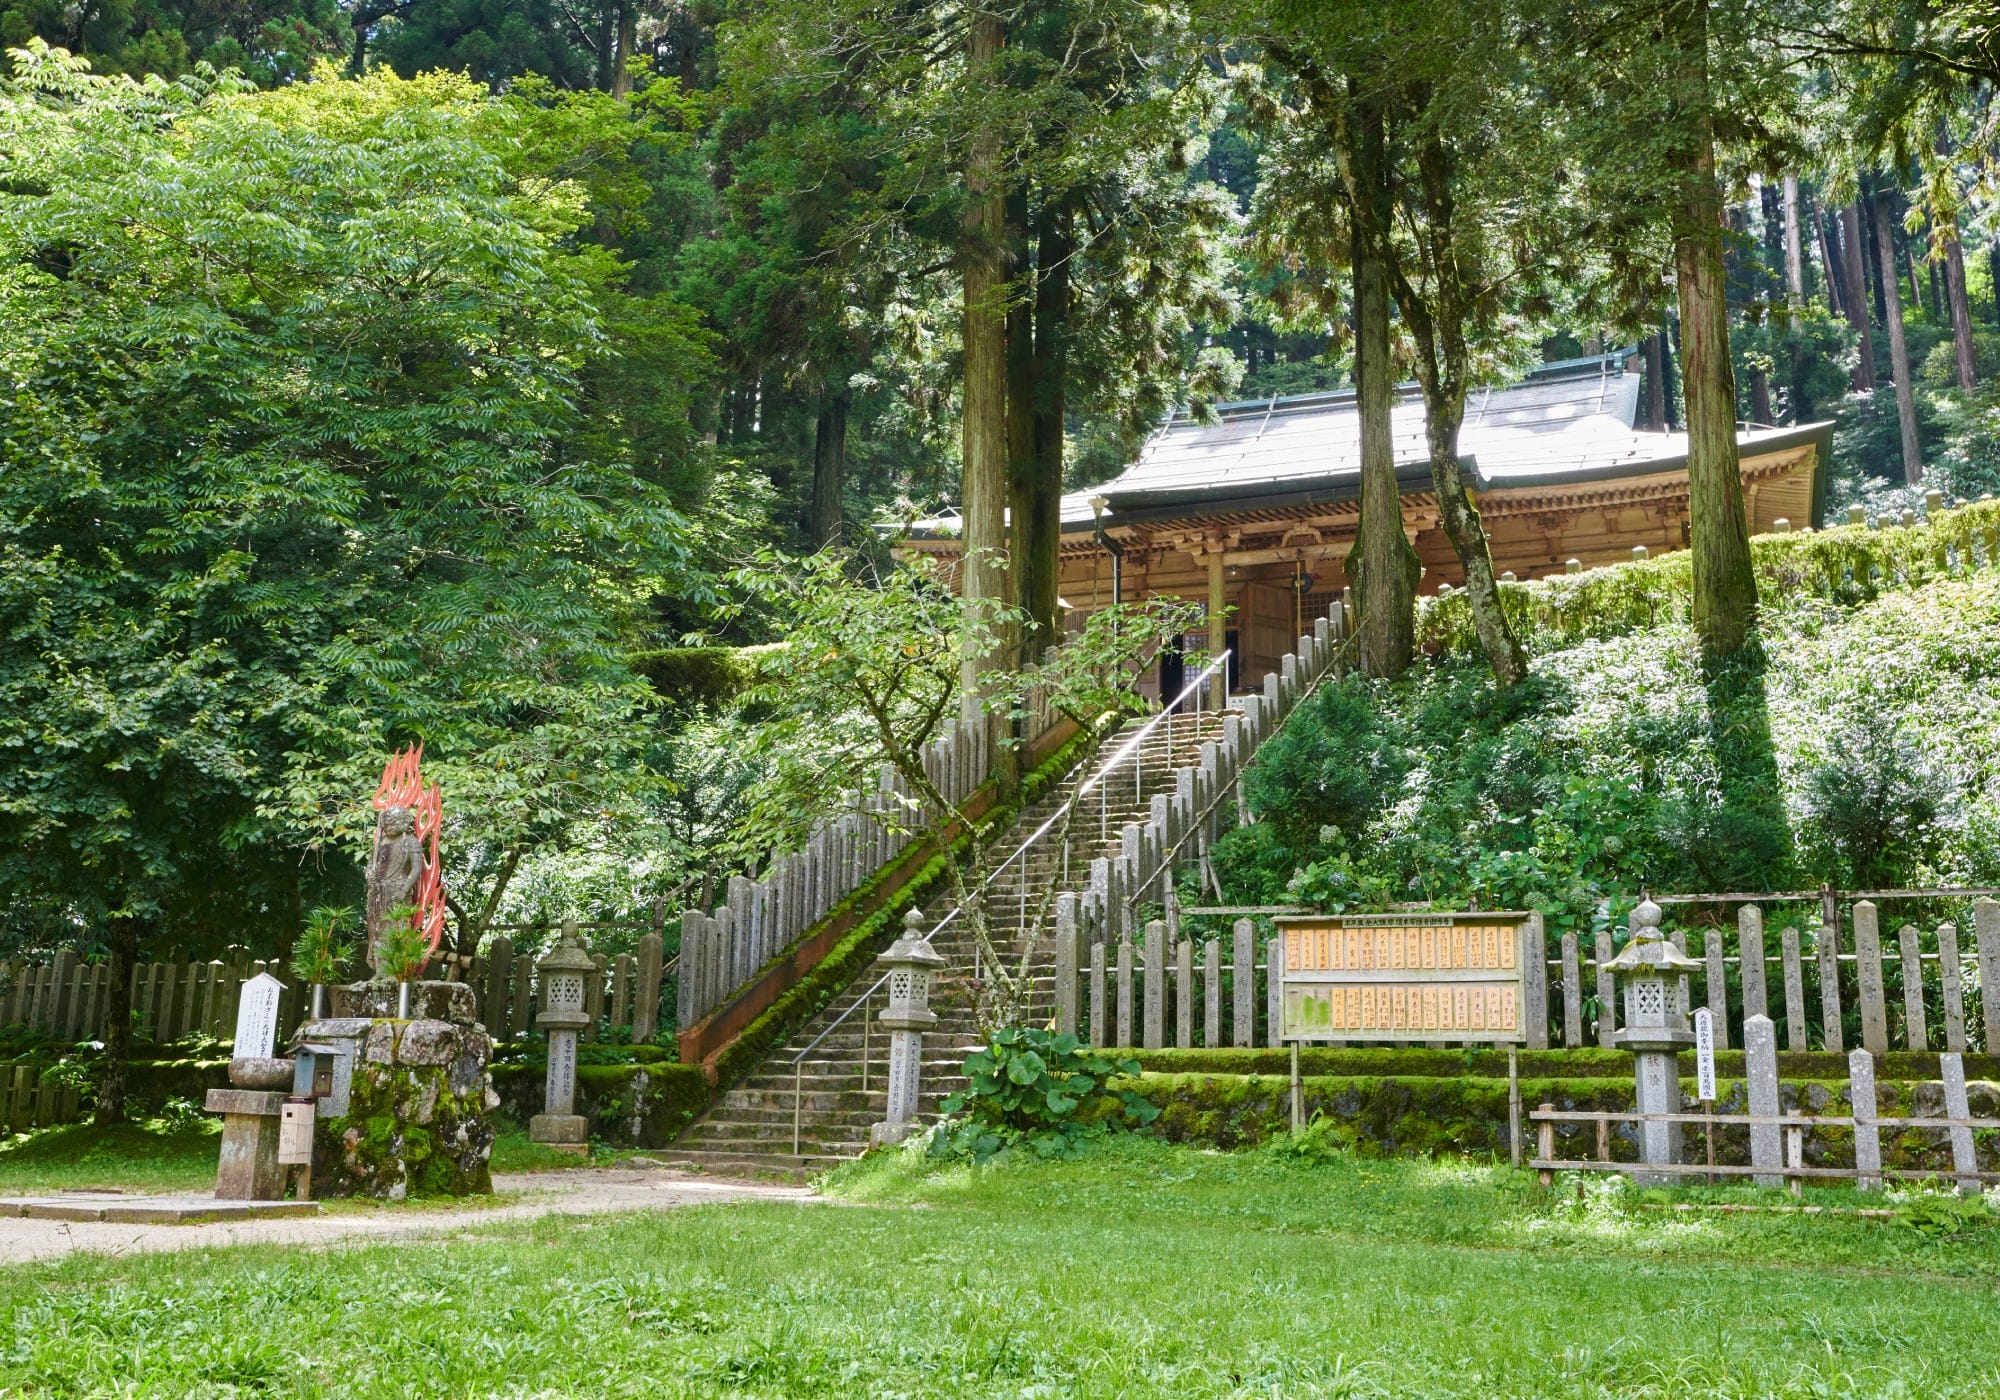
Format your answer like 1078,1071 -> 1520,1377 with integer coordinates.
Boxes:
528,923 -> 595,1153
1603,897 -> 1703,1186
289,745 -> 497,1199
206,972 -> 295,1200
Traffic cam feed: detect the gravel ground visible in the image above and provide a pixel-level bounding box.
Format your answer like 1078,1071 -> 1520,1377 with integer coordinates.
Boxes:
0,1168 -> 817,1265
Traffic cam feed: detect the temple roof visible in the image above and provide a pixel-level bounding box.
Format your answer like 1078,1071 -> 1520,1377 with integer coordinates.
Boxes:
906,351 -> 1833,540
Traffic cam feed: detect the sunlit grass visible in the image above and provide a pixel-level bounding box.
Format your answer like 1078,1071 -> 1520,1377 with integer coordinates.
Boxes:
3,1133 -> 1996,1396
0,1119 -> 220,1196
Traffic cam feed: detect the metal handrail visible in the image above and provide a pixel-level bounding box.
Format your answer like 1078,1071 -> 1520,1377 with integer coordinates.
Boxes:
1123,631 -> 1357,909
786,648 -> 1234,1154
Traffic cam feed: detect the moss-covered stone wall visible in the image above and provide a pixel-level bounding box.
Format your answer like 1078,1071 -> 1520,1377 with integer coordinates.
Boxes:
490,1060 -> 709,1148
1130,1056 -> 2000,1175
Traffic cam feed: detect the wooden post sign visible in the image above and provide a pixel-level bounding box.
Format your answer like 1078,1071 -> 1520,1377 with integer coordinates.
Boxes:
1276,912 -> 1533,1043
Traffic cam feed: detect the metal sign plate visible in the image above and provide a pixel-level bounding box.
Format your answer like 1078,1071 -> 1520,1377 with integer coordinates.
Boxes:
278,1101 -> 316,1165
1276,912 -> 1533,1043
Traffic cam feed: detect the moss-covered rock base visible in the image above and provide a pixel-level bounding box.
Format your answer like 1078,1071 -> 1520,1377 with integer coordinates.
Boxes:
306,1018 -> 497,1200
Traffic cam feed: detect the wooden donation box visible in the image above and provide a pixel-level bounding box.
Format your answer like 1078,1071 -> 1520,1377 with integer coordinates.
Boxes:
1277,912 -> 1533,1043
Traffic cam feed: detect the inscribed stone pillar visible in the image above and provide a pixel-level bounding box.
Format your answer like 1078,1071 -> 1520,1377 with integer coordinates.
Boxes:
1852,900 -> 1888,1057
1054,895 -> 1079,1037
1899,923 -> 1927,1052
1745,1013 -> 1782,1188
1941,1052 -> 1981,1193
1522,912 -> 1549,1050
1232,919 -> 1255,1048
1940,922 -> 1967,1051
1116,940 -> 1134,1048
1975,899 -> 2000,1054
1738,904 -> 1768,1023
1849,1049 -> 1881,1191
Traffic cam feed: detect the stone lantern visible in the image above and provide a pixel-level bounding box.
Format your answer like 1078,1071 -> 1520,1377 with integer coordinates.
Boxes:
871,909 -> 946,1148
529,920 -> 595,1153
1603,897 -> 1704,1185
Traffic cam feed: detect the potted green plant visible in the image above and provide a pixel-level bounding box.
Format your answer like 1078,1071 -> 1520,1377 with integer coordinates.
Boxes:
291,906 -> 352,1021
376,909 -> 430,1019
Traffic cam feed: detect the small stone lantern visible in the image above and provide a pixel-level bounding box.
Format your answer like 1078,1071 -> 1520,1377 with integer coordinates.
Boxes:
529,920 -> 594,1153
871,909 -> 946,1148
1603,897 -> 1703,1185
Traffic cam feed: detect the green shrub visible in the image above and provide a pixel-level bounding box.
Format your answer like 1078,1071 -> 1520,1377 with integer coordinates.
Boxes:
934,1027 -> 1157,1163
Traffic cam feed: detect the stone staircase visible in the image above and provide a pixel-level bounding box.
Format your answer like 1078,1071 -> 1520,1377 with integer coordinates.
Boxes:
659,710 -> 1230,1180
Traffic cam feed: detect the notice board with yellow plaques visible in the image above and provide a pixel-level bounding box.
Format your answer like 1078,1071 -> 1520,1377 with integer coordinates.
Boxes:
1276,912 -> 1532,1043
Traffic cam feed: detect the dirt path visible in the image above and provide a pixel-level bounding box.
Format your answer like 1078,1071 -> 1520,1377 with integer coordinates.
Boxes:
0,1169 -> 817,1266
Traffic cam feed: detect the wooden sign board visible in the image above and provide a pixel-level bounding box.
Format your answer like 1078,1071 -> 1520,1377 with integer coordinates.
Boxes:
278,1101 -> 316,1165
233,972 -> 284,1060
1276,912 -> 1533,1043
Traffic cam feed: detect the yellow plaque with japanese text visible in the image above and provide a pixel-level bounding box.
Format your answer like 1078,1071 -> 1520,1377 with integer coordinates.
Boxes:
1276,912 -> 1531,1043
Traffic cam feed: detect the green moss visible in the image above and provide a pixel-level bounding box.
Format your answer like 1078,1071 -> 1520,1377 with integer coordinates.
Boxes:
490,1061 -> 708,1148
709,720 -> 1105,1091
629,645 -> 770,708
1125,1067 -> 1999,1173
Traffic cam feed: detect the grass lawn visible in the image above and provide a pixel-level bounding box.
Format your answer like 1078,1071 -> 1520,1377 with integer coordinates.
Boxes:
4,1133 -> 1999,1397
0,1119 -> 222,1196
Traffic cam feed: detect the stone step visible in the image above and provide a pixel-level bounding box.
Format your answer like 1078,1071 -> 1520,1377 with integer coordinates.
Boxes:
648,1151 -> 857,1183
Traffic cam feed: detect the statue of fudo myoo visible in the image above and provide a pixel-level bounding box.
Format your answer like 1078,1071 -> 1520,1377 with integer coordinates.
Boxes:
365,804 -> 428,976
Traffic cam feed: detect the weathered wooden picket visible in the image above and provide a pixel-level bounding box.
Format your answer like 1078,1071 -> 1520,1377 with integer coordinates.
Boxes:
1045,605 -> 1357,1049
0,928 -> 673,1049
1547,894 -> 2000,1056
0,1060 -> 85,1132
1533,1042 -> 2000,1193
676,662 -> 1080,1037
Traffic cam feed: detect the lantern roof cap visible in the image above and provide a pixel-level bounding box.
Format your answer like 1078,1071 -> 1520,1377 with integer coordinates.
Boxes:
877,908 -> 947,970
536,921 -> 597,975
1604,897 -> 1702,975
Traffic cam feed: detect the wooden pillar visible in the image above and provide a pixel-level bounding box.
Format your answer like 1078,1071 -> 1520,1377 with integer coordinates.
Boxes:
1206,545 -> 1226,708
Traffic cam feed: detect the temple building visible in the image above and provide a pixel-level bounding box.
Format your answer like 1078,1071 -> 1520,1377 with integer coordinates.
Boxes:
905,350 -> 1834,698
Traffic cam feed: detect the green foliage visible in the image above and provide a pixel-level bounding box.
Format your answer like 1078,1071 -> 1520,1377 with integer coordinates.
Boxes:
376,916 -> 430,986
290,906 -> 354,988
1416,498 -> 2000,658
1229,567 -> 2000,941
0,52 -> 707,959
935,1027 -> 1157,1163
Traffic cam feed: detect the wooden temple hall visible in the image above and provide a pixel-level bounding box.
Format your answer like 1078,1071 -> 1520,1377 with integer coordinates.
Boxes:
906,350 -> 1834,700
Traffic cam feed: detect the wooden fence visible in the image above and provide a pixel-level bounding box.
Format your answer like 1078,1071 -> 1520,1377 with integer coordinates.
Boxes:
677,656 -> 1080,1036
0,927 -> 674,1049
1532,1045 -> 2000,1193
0,1061 -> 85,1133
1548,895 -> 1999,1056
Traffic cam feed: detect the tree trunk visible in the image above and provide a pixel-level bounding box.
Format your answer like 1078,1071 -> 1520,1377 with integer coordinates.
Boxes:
1781,174 -> 1805,307
960,14 -> 1010,696
1873,188 -> 1924,484
810,386 -> 848,548
95,917 -> 140,1124
1943,213 -> 1978,390
1860,187 -> 1888,328
1005,189 -> 1038,660
1392,135 -> 1524,685
1342,101 -> 1418,680
1749,367 -> 1773,426
1839,202 -> 1877,390
1814,200 -> 1842,317
1025,201 -> 1071,653
1671,0 -> 1757,659
1644,332 -> 1667,430
595,2 -> 618,92
611,0 -> 637,97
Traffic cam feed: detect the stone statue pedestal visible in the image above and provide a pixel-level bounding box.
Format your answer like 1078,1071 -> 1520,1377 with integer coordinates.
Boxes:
331,978 -> 477,1023
205,1088 -> 287,1200
291,1011 -> 498,1201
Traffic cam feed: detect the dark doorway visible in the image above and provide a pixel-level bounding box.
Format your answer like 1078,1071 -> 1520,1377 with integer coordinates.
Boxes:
1158,640 -> 1185,710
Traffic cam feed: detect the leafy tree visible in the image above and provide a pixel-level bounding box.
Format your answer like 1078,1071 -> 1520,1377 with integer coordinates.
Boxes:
0,49 -> 704,1113
0,0 -> 350,83
727,549 -> 1198,1030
